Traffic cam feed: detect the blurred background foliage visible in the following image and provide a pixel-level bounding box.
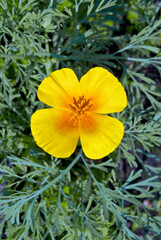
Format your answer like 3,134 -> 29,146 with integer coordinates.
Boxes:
0,0 -> 161,239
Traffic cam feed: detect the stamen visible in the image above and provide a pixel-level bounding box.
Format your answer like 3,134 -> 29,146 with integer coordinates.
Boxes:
69,95 -> 93,119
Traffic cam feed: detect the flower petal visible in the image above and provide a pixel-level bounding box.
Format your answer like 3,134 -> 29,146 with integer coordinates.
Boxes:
80,113 -> 124,159
31,108 -> 79,158
80,67 -> 127,114
37,68 -> 81,109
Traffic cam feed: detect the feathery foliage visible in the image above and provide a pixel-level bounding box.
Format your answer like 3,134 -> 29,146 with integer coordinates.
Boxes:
0,0 -> 161,239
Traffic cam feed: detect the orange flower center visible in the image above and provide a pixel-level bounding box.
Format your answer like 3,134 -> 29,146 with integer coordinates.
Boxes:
69,95 -> 93,119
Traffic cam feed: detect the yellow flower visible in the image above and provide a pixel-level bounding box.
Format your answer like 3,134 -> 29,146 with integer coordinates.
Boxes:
31,67 -> 127,159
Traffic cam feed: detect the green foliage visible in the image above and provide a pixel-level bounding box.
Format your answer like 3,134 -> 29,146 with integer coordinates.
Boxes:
0,0 -> 161,239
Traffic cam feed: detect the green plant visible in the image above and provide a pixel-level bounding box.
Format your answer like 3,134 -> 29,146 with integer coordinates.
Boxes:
0,0 -> 161,239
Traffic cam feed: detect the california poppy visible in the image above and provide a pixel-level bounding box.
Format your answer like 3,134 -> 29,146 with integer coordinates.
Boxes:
31,67 -> 127,159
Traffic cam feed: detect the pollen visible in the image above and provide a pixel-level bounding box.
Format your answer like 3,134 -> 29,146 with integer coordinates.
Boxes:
69,95 -> 93,118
